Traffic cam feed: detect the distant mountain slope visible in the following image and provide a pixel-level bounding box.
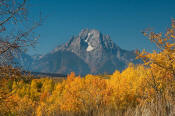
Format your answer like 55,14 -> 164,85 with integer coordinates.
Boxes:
32,51 -> 90,75
28,29 -> 140,75
16,29 -> 140,75
13,52 -> 34,70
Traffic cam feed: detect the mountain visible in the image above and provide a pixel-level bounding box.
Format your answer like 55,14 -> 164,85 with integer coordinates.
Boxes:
26,29 -> 140,75
13,51 -> 34,71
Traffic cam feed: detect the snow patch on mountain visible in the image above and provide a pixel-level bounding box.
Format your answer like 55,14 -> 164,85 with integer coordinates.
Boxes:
84,32 -> 95,52
86,44 -> 94,52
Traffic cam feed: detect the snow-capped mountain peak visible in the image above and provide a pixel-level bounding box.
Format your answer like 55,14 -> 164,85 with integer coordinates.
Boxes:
17,29 -> 140,75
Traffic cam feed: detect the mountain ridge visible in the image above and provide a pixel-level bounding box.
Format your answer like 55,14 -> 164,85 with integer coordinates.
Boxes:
17,29 -> 140,75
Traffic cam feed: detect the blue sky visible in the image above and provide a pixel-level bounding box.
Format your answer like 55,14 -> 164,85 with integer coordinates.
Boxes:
28,0 -> 175,55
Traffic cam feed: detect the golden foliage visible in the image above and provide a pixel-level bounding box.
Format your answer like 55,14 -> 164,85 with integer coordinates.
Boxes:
1,20 -> 175,116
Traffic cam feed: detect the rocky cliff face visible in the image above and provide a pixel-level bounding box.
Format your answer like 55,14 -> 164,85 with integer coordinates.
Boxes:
17,29 -> 140,75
